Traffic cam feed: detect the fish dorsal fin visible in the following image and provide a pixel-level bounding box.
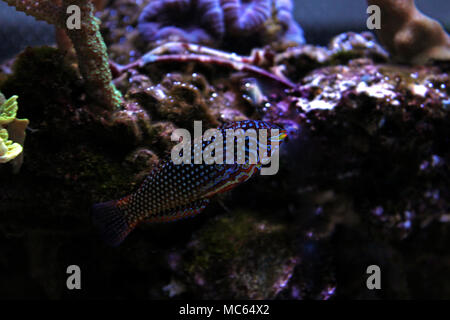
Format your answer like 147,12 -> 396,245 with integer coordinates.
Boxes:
145,199 -> 210,223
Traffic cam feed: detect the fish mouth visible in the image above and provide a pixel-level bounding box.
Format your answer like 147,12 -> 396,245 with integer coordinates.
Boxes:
270,131 -> 288,143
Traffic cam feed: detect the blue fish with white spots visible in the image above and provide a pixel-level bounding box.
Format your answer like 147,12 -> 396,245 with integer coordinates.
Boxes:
92,120 -> 287,246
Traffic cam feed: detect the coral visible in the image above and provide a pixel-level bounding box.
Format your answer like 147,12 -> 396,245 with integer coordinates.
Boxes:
4,0 -> 123,110
222,0 -> 271,35
138,0 -> 304,51
138,0 -> 218,45
0,93 -> 16,124
367,0 -> 450,64
0,93 -> 29,173
0,128 -> 22,164
0,94 -> 28,169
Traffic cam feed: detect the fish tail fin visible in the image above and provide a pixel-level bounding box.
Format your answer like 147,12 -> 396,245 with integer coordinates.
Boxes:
91,200 -> 133,247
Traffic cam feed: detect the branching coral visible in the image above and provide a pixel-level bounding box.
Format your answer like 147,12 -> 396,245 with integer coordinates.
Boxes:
0,94 -> 28,170
367,0 -> 450,64
4,0 -> 123,110
138,0 -> 304,48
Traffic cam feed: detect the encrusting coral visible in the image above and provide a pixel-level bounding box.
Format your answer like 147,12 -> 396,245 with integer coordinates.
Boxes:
367,0 -> 450,64
4,0 -> 123,110
0,93 -> 28,170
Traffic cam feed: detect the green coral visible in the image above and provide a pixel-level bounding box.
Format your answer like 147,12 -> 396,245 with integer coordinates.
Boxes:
0,94 -> 28,164
0,95 -> 18,125
0,128 -> 22,163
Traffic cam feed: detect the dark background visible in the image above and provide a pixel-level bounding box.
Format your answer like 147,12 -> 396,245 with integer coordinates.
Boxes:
1,0 -> 449,63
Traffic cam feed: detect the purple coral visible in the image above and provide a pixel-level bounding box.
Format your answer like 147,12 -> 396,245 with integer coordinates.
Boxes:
198,0 -> 226,36
138,0 -> 221,44
275,0 -> 304,43
138,0 -> 304,46
221,0 -> 271,34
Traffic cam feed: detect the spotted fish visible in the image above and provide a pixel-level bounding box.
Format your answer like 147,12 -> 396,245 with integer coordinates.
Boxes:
92,120 -> 287,246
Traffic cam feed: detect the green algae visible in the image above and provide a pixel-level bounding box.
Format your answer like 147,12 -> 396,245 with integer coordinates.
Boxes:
185,210 -> 296,299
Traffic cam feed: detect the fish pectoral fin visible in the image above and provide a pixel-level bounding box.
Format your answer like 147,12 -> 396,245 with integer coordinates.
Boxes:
146,199 -> 210,223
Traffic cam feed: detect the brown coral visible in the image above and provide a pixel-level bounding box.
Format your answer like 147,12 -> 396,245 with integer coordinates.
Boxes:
367,0 -> 450,64
4,0 -> 123,110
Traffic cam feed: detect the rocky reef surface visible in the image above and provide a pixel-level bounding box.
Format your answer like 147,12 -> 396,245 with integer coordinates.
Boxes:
0,0 -> 449,299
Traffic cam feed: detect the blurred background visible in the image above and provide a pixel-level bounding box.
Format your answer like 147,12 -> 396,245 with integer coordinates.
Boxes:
0,0 -> 450,62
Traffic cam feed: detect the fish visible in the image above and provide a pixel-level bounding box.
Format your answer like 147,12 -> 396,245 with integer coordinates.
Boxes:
92,120 -> 287,246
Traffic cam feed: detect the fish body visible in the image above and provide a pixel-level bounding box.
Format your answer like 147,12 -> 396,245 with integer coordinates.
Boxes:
92,120 -> 287,246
